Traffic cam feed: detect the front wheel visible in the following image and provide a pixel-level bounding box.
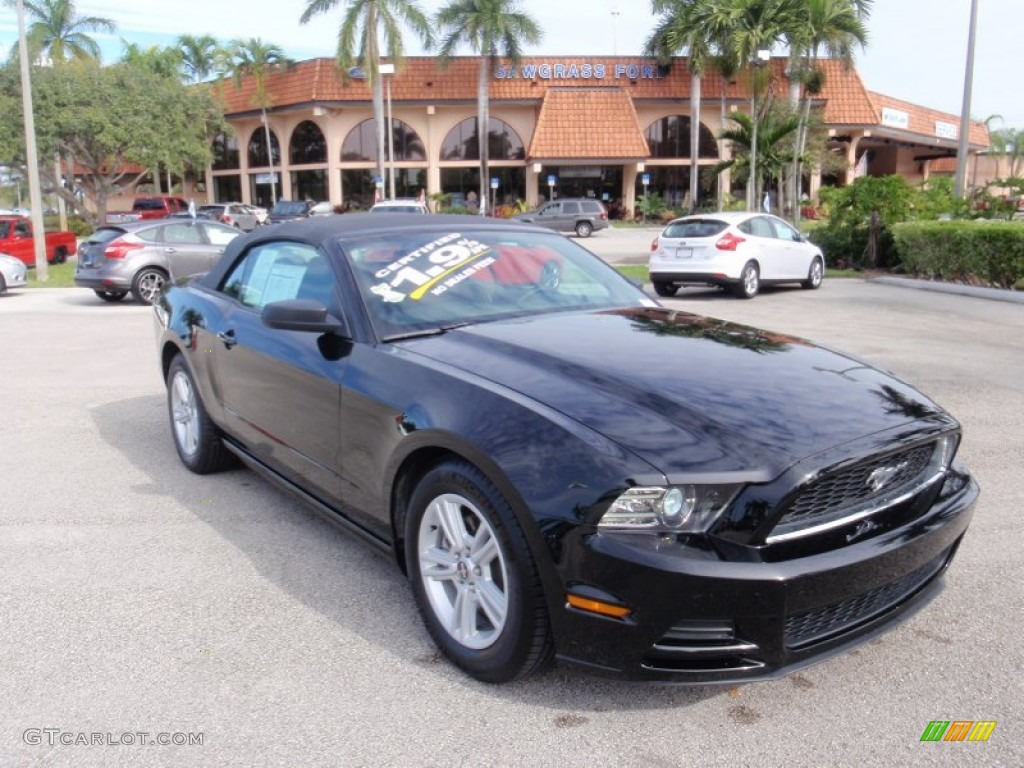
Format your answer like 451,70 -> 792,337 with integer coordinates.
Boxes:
574,221 -> 593,238
405,460 -> 552,682
802,257 -> 824,289
166,356 -> 234,474
734,261 -> 760,299
132,267 -> 167,305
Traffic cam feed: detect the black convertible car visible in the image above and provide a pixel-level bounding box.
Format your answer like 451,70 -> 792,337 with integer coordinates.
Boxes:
155,214 -> 978,683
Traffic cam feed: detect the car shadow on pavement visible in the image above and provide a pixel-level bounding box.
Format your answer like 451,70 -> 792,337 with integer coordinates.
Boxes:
90,394 -> 726,712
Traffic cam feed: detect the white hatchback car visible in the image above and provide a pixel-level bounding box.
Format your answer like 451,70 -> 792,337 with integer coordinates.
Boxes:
0,251 -> 27,294
369,199 -> 430,215
649,212 -> 825,299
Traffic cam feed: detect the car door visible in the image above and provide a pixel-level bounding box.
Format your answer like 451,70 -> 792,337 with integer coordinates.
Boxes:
738,216 -> 783,279
768,216 -> 812,278
557,201 -> 581,232
536,202 -> 562,230
228,203 -> 257,231
139,221 -> 214,280
209,240 -> 345,504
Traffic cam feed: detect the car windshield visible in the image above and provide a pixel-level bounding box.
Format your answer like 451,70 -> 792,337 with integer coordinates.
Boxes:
133,199 -> 166,211
271,201 -> 309,216
663,219 -> 729,239
341,228 -> 653,340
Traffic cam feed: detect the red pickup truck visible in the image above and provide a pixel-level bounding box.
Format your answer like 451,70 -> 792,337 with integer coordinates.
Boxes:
0,216 -> 78,266
105,196 -> 190,225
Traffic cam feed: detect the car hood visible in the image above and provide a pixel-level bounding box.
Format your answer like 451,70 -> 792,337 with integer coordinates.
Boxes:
402,307 -> 951,478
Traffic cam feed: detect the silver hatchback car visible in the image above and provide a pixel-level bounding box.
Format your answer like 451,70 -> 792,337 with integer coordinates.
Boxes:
74,219 -> 242,304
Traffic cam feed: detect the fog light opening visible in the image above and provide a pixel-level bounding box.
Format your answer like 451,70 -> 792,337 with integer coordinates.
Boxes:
566,593 -> 632,619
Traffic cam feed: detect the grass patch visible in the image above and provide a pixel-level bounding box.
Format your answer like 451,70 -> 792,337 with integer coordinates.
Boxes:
27,262 -> 76,288
825,268 -> 862,279
616,265 -> 649,284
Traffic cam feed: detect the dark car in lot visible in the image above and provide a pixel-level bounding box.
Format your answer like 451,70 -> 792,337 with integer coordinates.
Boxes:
155,214 -> 978,683
75,219 -> 242,304
513,198 -> 609,237
267,200 -> 321,224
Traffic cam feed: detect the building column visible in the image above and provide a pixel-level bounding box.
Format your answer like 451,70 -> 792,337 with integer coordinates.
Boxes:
844,132 -> 866,186
526,164 -> 541,208
623,164 -> 639,219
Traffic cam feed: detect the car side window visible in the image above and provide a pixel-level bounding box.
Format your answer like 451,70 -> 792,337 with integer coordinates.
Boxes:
163,223 -> 204,244
202,224 -> 239,246
561,202 -> 581,215
221,242 -> 330,311
741,217 -> 775,238
771,218 -> 801,242
15,220 -> 30,237
540,203 -> 559,216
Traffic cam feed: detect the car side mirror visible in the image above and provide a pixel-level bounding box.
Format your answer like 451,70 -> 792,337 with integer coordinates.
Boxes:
261,299 -> 348,337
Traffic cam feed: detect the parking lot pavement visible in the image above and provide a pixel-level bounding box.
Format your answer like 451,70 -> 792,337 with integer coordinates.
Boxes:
1,285 -> 1022,767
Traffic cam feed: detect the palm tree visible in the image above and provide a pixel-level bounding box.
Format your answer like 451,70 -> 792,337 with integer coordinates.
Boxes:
300,0 -> 433,202
229,38 -> 290,206
179,34 -> 220,84
645,1 -> 715,214
21,0 -> 115,63
786,0 -> 869,223
435,0 -> 541,214
715,108 -> 801,207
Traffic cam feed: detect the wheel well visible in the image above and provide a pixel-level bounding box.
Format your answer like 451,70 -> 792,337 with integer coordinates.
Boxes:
160,344 -> 181,384
389,446 -> 466,575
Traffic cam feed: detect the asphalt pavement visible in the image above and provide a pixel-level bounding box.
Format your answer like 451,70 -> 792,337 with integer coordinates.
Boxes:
1,274 -> 1021,767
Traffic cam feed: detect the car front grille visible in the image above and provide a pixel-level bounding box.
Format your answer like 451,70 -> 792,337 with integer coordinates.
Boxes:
784,547 -> 950,649
768,442 -> 938,541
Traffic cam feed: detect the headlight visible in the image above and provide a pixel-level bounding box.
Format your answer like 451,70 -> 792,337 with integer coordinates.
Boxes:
599,484 -> 742,534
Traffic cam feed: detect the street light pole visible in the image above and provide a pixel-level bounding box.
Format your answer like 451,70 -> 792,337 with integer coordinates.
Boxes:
380,63 -> 396,201
953,0 -> 979,199
749,49 -> 771,212
15,0 -> 47,281
611,8 -> 621,56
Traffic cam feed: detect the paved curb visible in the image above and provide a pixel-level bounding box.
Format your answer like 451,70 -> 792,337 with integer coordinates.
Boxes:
867,276 -> 1024,305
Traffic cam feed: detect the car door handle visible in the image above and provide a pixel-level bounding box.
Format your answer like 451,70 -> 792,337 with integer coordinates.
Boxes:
164,247 -> 177,254
217,330 -> 237,349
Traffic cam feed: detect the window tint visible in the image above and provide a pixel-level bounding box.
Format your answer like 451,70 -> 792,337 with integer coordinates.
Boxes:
561,202 -> 581,215
540,203 -> 559,215
739,217 -> 775,238
163,223 -> 204,244
202,224 -> 241,246
663,219 -> 728,239
221,242 -> 326,310
581,201 -> 605,214
771,218 -> 801,241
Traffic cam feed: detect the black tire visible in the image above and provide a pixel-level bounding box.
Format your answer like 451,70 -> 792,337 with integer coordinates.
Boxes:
802,257 -> 824,290
131,267 -> 168,305
405,460 -> 553,683
575,221 -> 593,238
50,247 -> 68,265
166,355 -> 234,474
93,289 -> 127,303
653,281 -> 678,297
734,261 -> 760,299
0,273 -> 6,295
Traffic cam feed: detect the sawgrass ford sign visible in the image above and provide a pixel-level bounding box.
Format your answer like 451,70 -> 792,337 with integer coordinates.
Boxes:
494,61 -> 661,81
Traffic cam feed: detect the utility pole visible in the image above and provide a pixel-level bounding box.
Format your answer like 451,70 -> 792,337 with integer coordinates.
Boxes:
953,0 -> 979,199
16,0 -> 47,280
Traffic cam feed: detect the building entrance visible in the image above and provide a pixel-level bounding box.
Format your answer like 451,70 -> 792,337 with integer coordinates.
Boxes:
538,166 -> 623,207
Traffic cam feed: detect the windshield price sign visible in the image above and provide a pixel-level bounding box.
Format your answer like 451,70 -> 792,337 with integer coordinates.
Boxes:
370,233 -> 494,302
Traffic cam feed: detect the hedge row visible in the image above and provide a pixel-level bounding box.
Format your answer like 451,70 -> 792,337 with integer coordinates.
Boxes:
891,221 -> 1024,289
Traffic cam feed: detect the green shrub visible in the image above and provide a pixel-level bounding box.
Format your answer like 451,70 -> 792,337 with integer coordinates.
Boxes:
43,214 -> 92,238
892,221 -> 1024,289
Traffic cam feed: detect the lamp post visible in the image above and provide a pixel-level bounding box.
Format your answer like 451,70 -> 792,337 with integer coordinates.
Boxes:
15,0 -> 47,280
379,63 -> 396,201
748,49 -> 771,211
611,7 -> 621,56
953,0 -> 979,199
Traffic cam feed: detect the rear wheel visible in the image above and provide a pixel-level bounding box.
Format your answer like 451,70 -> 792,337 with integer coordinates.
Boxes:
166,355 -> 233,474
575,221 -> 593,238
405,460 -> 553,682
0,273 -> 6,295
802,257 -> 824,289
93,289 -> 127,303
653,281 -> 678,297
132,267 -> 168,305
734,261 -> 760,299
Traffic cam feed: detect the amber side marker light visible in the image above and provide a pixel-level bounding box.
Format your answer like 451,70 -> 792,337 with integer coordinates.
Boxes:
566,594 -> 632,619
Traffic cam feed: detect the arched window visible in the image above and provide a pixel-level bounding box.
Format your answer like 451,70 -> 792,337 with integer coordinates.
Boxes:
441,117 -> 525,161
248,128 -> 281,167
645,116 -> 718,159
212,132 -> 239,170
290,121 -> 327,164
341,119 -> 425,162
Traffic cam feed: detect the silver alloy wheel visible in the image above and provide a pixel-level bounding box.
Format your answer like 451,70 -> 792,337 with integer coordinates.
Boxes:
417,492 -> 509,650
137,270 -> 165,304
169,369 -> 199,458
742,263 -> 759,297
809,259 -> 823,287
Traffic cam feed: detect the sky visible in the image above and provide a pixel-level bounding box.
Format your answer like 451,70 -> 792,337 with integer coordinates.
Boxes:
1,0 -> 1019,130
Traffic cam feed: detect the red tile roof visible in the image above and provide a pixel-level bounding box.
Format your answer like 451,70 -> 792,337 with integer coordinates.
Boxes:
219,56 -> 988,149
527,88 -> 649,160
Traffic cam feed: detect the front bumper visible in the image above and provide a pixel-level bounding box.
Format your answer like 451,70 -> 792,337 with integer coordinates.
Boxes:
2,268 -> 27,289
550,468 -> 978,683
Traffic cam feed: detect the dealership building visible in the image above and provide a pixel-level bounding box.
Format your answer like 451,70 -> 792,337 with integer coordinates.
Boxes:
211,55 -> 989,213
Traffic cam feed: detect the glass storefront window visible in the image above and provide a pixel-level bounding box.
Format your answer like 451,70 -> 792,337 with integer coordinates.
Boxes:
213,175 -> 242,203
212,133 -> 239,170
290,121 -> 328,164
291,169 -> 328,202
440,118 -> 525,161
248,127 -> 281,168
645,116 -> 718,159
249,174 -> 282,209
342,119 -> 425,162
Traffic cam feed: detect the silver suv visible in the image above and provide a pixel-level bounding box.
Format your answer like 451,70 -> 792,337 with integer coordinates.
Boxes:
513,198 -> 609,237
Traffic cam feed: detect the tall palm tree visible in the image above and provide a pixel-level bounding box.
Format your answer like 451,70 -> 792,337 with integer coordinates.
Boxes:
715,108 -> 800,206
179,34 -> 220,84
21,0 -> 115,63
229,38 -> 290,206
300,0 -> 433,202
645,1 -> 715,214
786,0 -> 869,223
435,0 -> 541,214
